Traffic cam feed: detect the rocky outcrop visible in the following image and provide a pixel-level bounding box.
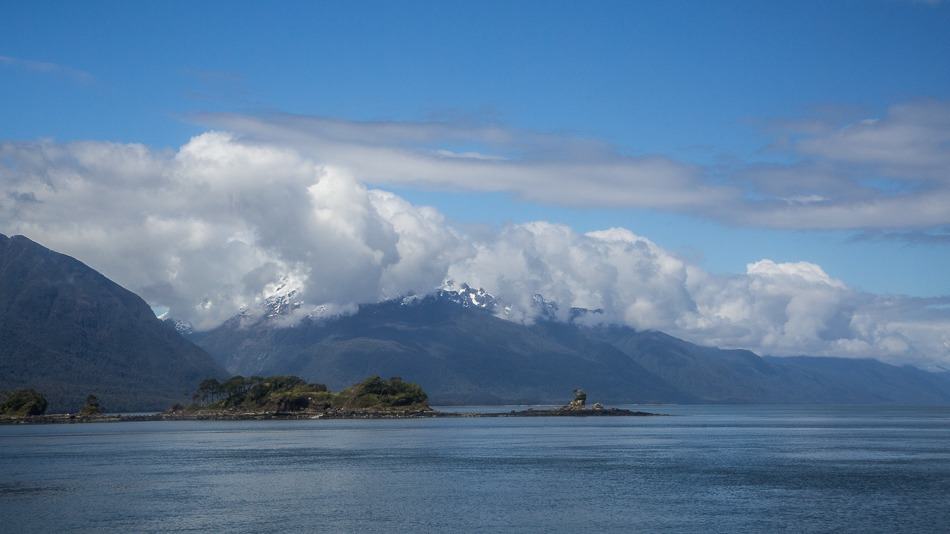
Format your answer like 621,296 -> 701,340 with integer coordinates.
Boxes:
563,388 -> 587,410
499,389 -> 658,417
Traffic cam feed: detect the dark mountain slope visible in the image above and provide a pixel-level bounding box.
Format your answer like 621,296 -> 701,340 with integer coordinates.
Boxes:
584,327 -> 785,402
0,234 -> 225,411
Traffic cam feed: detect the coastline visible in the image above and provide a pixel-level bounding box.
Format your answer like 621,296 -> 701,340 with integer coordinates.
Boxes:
0,407 -> 661,425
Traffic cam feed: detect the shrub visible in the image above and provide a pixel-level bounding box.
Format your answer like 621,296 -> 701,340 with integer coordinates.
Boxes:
0,389 -> 48,417
79,394 -> 102,416
184,374 -> 426,413
333,376 -> 428,409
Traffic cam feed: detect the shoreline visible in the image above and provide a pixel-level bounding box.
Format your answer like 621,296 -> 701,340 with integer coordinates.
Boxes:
0,407 -> 661,425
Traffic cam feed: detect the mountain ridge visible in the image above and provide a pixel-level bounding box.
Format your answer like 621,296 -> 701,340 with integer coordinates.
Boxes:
0,233 -> 226,411
4,233 -> 949,408
191,288 -> 950,405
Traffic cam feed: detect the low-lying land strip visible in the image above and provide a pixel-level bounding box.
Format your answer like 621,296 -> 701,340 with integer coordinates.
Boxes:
1,377 -> 659,424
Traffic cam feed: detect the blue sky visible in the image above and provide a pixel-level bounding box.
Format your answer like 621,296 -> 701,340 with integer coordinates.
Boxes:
2,0 -> 950,297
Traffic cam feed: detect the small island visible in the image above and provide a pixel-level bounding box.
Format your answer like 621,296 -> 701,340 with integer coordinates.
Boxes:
495,388 -> 658,417
1,378 -> 659,424
168,375 -> 436,420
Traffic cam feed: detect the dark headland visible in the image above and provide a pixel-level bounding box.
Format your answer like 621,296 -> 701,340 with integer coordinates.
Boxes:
0,378 -> 659,424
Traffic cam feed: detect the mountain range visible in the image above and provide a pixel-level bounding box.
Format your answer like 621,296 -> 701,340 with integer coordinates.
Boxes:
191,283 -> 950,405
3,233 -> 950,410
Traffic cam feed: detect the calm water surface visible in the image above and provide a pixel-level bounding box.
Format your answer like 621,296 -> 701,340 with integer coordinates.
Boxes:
1,405 -> 949,533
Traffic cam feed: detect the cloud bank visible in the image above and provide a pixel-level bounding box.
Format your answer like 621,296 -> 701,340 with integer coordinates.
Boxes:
197,99 -> 950,231
2,131 -> 949,369
195,112 -> 725,210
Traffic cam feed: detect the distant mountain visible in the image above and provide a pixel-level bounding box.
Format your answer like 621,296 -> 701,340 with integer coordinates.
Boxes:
589,328 -> 950,405
9,231 -> 944,411
0,234 -> 225,412
191,285 -> 950,405
191,289 -> 691,404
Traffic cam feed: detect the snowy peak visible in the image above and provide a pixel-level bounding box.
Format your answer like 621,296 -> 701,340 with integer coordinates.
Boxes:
400,281 -> 601,324
230,277 -> 599,330
258,277 -> 306,319
397,281 -> 499,313
435,280 -> 499,311
263,289 -> 303,319
231,277 -> 359,328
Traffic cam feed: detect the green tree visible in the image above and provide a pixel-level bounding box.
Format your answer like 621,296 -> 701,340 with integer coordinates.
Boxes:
0,389 -> 48,417
79,394 -> 102,416
221,375 -> 250,404
196,378 -> 222,405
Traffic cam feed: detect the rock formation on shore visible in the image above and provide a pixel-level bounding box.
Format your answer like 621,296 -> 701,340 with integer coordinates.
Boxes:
564,388 -> 588,411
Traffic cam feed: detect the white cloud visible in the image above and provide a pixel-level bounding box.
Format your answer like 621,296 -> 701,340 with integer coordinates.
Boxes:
449,222 -> 950,368
795,101 -> 950,181
0,133 -> 462,328
195,101 -> 950,231
2,132 -> 949,368
731,100 -> 950,229
195,112 -> 734,210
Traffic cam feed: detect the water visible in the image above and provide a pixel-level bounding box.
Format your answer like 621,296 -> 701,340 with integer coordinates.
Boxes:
1,405 -> 949,533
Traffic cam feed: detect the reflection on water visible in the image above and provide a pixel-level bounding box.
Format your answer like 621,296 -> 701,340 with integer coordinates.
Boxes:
1,405 -> 948,533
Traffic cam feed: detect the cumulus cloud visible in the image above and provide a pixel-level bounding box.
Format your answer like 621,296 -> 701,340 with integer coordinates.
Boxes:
0,133 -> 465,328
449,223 -> 950,368
2,132 -> 949,368
448,224 -> 696,329
195,100 -> 950,231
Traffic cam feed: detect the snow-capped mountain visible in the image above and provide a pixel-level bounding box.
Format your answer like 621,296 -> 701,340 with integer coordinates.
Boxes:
242,277 -> 588,327
438,281 -> 498,309
227,277 -> 358,327
176,276 -> 600,334
403,281 -> 569,321
187,271 -> 950,407
157,310 -> 195,335
262,287 -> 304,319
408,280 -> 500,311
228,278 -> 306,323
